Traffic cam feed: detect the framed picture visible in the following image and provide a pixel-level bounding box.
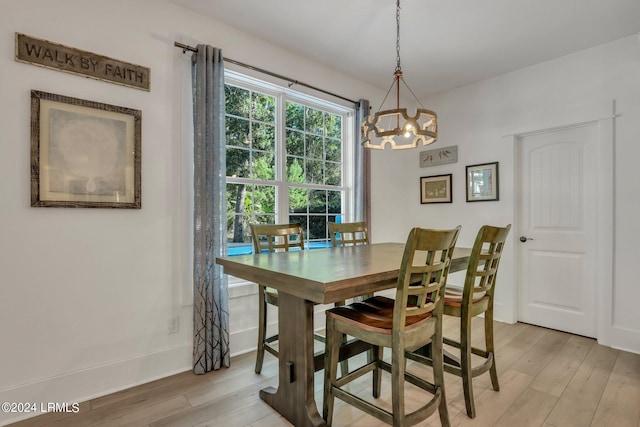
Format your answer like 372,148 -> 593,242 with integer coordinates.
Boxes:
420,174 -> 452,204
466,162 -> 499,202
31,90 -> 141,208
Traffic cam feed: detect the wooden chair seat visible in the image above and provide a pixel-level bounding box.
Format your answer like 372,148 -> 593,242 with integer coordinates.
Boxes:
264,287 -> 278,305
443,286 -> 486,308
327,296 -> 433,334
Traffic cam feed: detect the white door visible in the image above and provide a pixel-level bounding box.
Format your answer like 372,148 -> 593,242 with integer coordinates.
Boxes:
517,123 -> 598,338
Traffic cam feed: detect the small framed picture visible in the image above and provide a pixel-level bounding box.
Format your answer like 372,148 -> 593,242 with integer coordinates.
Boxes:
30,90 -> 141,208
420,174 -> 452,204
466,162 -> 499,202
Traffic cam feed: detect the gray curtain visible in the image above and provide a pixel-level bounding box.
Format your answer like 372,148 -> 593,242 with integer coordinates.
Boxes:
354,99 -> 371,233
192,44 -> 230,374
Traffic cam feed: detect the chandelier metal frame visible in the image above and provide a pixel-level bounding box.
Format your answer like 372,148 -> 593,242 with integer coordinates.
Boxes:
362,0 -> 438,150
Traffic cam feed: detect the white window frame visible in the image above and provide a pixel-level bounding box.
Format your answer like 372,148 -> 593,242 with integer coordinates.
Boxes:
224,70 -> 356,286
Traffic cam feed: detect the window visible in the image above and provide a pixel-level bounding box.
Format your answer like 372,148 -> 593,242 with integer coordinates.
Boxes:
224,72 -> 354,256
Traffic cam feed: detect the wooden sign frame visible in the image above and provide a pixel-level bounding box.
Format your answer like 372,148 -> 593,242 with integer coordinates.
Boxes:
16,33 -> 150,91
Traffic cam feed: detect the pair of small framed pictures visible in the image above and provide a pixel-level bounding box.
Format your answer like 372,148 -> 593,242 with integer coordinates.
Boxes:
420,162 -> 499,204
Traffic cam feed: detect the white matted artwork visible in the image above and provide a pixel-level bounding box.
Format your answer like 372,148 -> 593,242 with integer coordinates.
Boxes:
31,90 -> 141,208
420,174 -> 452,204
466,162 -> 499,202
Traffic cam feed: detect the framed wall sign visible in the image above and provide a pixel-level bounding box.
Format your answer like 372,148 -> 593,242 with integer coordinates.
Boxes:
420,174 -> 452,204
419,145 -> 458,168
31,90 -> 141,208
466,162 -> 499,202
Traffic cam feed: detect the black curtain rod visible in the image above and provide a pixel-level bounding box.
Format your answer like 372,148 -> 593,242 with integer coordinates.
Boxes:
174,42 -> 358,105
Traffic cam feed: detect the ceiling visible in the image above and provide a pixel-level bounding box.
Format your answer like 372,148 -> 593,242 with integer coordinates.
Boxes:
169,0 -> 640,98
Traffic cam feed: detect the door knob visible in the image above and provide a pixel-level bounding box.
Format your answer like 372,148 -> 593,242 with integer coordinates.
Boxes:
519,236 -> 534,243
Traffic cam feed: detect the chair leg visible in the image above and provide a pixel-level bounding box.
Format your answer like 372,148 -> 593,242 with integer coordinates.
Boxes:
391,342 -> 406,427
432,318 -> 451,427
372,345 -> 383,398
255,287 -> 267,374
485,309 -> 499,391
323,317 -> 341,426
333,300 -> 349,376
339,333 -> 349,376
460,315 -> 476,418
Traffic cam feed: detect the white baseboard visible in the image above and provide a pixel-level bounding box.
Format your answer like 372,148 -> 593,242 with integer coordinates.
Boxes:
601,325 -> 640,355
0,345 -> 191,426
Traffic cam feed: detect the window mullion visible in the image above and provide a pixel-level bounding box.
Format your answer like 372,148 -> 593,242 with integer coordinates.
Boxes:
276,92 -> 288,223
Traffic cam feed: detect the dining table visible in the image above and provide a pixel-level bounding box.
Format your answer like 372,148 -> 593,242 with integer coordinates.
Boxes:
216,242 -> 472,427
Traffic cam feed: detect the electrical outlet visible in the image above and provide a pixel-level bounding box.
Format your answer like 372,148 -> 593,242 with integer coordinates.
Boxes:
168,316 -> 179,334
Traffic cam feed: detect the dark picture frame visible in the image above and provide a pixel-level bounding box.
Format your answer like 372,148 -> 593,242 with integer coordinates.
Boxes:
466,162 -> 499,202
31,90 -> 141,208
420,174 -> 452,204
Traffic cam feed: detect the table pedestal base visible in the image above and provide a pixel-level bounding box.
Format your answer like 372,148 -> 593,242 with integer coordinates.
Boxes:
259,292 -> 326,427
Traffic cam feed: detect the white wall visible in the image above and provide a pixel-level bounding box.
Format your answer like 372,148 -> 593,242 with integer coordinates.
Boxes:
0,1 -> 384,424
370,35 -> 640,353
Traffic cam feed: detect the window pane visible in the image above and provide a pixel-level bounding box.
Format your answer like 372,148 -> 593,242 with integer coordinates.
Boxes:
325,162 -> 341,186
328,190 -> 342,214
306,135 -> 323,159
306,108 -> 323,135
309,215 -> 327,240
289,187 -> 308,213
226,116 -> 250,148
286,157 -> 305,183
252,93 -> 275,123
225,85 -> 250,117
325,113 -> 341,138
326,138 -> 341,162
252,151 -> 275,181
252,185 -> 275,214
226,148 -> 250,177
254,214 -> 275,225
309,189 -> 326,213
226,184 -> 276,246
286,129 -> 304,157
286,102 -> 304,130
253,123 -> 275,151
289,215 -> 308,232
306,159 -> 324,185
226,213 -> 252,245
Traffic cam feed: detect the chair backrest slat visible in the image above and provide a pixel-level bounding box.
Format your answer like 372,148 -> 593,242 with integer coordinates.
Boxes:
395,226 -> 461,325
250,223 -> 305,254
464,225 -> 511,297
329,221 -> 369,247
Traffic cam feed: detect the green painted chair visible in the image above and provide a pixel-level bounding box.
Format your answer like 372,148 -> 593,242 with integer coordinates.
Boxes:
440,224 -> 511,418
329,221 -> 369,247
250,223 -> 306,374
328,221 -> 370,374
323,226 -> 460,427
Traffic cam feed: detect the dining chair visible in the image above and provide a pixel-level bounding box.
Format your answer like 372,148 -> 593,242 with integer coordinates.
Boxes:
250,223 -> 306,374
439,224 -> 511,418
323,226 -> 460,427
328,221 -> 370,374
328,221 -> 369,247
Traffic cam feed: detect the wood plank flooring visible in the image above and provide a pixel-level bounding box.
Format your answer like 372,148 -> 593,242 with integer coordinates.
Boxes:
9,319 -> 640,427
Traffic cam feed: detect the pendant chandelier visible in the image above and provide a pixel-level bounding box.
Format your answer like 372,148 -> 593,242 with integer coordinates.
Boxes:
362,0 -> 438,150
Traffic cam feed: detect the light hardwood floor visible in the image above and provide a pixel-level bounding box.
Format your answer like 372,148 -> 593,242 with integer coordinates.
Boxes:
9,318 -> 640,427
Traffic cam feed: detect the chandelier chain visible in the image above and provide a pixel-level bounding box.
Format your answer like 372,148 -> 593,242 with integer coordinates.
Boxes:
395,0 -> 401,72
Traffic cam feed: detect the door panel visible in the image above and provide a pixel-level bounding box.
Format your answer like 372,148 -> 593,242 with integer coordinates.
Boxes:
518,124 -> 597,337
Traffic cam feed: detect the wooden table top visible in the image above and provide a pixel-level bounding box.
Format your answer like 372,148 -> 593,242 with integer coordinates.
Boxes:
216,243 -> 472,305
